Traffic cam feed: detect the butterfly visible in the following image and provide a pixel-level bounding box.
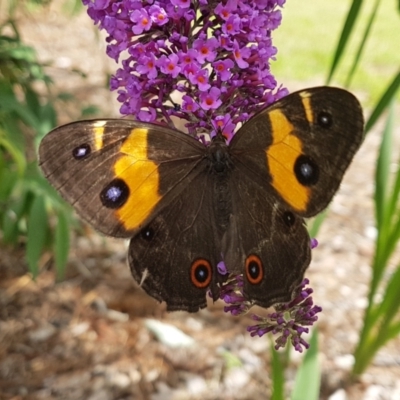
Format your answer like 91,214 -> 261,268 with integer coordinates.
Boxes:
39,87 -> 364,312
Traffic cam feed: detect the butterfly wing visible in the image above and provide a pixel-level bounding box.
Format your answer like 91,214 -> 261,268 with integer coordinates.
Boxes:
39,119 -> 205,238
223,169 -> 311,307
224,87 -> 364,307
40,119 -> 221,311
128,170 -> 222,312
230,87 -> 364,218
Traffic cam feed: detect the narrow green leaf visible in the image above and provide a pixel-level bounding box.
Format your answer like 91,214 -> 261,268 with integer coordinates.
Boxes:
375,266 -> 400,334
2,189 -> 33,243
326,0 -> 363,84
0,133 -> 26,176
25,86 -> 42,118
26,195 -> 48,277
54,210 -> 70,280
344,0 -> 381,87
291,329 -> 320,400
365,70 -> 400,133
308,209 -> 328,238
384,149 -> 400,233
271,342 -> 285,400
0,164 -> 18,202
374,103 -> 393,233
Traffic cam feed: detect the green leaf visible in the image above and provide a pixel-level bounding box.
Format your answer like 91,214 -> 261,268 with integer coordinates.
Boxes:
344,0 -> 381,87
307,209 -> 328,238
365,70 -> 400,133
26,195 -> 49,277
374,102 -> 394,233
271,342 -> 285,400
326,0 -> 363,84
54,209 -> 70,280
2,189 -> 33,243
0,130 -> 26,176
291,329 -> 320,400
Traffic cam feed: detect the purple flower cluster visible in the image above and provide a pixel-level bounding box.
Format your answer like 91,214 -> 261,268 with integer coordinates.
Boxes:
247,279 -> 322,352
83,0 -> 287,139
83,0 -> 322,352
219,273 -> 322,352
217,239 -> 321,352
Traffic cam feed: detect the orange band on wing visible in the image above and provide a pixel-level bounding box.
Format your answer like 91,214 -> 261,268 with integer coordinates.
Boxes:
93,121 -> 106,150
114,128 -> 161,230
300,91 -> 314,124
266,109 -> 310,212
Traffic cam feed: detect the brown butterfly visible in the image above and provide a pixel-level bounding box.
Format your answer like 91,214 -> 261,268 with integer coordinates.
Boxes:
39,87 -> 364,312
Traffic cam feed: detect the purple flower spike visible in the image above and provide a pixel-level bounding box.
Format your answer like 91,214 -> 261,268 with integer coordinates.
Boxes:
220,274 -> 322,352
83,0 -> 288,134
82,0 -> 321,353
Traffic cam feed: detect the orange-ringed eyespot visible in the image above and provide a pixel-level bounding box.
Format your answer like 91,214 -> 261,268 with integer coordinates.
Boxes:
190,259 -> 212,288
245,255 -> 263,285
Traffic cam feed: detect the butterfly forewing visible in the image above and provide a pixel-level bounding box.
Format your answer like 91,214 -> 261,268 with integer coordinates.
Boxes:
230,87 -> 364,218
39,119 -> 206,238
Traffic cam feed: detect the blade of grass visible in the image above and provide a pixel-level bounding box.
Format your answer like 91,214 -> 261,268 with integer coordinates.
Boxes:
54,209 -> 71,280
271,341 -> 285,400
344,0 -> 381,87
291,329 -> 320,400
374,102 -> 394,236
308,209 -> 328,238
365,70 -> 400,133
326,0 -> 364,84
26,195 -> 49,277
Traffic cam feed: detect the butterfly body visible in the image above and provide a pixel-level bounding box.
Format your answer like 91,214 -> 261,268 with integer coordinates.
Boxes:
39,87 -> 364,312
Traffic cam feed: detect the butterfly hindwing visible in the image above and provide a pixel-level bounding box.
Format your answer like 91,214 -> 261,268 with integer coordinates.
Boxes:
128,171 -> 222,312
223,168 -> 311,308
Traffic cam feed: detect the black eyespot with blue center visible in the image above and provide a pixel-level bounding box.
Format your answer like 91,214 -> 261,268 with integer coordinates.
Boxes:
317,111 -> 333,128
141,227 -> 155,241
294,155 -> 319,186
100,178 -> 129,209
72,143 -> 91,160
283,211 -> 296,228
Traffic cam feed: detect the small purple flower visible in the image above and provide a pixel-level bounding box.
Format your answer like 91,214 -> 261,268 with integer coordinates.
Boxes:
233,40 -> 251,69
130,9 -> 151,34
213,59 -> 234,82
182,95 -> 199,113
158,54 -> 181,78
190,69 -> 211,91
200,87 -> 222,111
138,108 -> 156,122
179,49 -> 199,66
136,54 -> 158,80
222,15 -> 241,36
193,37 -> 219,64
149,4 -> 169,26
212,114 -> 236,141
